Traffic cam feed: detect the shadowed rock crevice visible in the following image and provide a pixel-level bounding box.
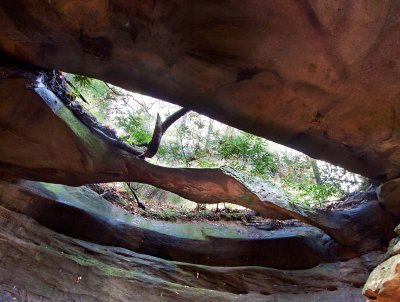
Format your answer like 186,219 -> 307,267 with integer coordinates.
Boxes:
0,205 -> 378,301
0,179 -> 353,269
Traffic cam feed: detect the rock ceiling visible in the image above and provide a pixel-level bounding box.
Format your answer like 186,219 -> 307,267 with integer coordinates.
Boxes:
1,0 -> 400,180
1,1 -> 400,301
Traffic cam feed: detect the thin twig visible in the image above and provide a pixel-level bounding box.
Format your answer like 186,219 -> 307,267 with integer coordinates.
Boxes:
126,182 -> 146,210
104,82 -> 123,96
65,79 -> 89,104
131,96 -> 152,116
104,82 -> 152,116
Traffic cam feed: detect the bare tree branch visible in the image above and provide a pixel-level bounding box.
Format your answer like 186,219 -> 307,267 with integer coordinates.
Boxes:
130,96 -> 152,116
143,108 -> 190,158
104,82 -> 123,96
126,182 -> 146,210
105,82 -> 152,115
161,108 -> 190,133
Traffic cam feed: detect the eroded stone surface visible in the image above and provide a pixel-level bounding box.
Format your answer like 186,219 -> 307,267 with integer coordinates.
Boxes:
0,205 -> 377,301
363,255 -> 400,301
0,179 -> 353,269
1,1 -> 400,180
378,178 -> 400,219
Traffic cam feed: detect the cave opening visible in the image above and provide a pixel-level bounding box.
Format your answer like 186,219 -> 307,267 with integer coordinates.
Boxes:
65,72 -> 370,221
1,1 -> 400,300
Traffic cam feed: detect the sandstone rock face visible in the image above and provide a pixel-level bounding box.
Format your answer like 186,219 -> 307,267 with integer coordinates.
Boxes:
0,178 -> 395,301
1,1 -> 400,180
0,198 -> 380,302
363,224 -> 400,301
375,176 -> 400,301
363,255 -> 400,301
378,178 -> 400,219
0,179 -> 353,269
1,2 -> 400,301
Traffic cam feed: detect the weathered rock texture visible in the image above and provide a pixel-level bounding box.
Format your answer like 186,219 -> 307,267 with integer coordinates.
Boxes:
0,178 -> 395,301
1,1 -> 400,301
1,1 -> 400,181
0,196 -> 380,302
378,178 -> 400,219
0,180 -> 353,269
363,225 -> 400,301
364,255 -> 400,301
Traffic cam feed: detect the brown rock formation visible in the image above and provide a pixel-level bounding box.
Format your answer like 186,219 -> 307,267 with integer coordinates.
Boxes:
362,225 -> 400,301
363,255 -> 400,301
0,180 -> 355,269
1,2 -> 400,301
378,178 -> 400,219
1,1 -> 400,180
0,196 -> 381,302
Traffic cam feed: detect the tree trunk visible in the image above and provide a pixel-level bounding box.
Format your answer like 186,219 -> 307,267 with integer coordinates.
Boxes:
311,159 -> 322,185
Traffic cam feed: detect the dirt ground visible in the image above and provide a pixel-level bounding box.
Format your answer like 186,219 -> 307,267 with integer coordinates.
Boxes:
88,182 -> 376,229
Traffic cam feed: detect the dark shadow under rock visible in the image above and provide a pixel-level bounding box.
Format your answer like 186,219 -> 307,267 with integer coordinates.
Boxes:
0,179 -> 356,269
0,205 -> 380,301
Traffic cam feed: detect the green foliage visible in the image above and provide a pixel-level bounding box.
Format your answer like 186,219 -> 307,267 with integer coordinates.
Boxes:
285,179 -> 342,207
156,112 -> 214,166
65,72 -> 361,209
196,158 -> 219,168
72,75 -> 92,87
66,74 -> 111,122
115,112 -> 152,145
276,153 -> 344,206
218,133 -> 278,177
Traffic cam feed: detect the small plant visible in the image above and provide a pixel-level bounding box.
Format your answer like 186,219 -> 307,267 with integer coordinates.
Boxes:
73,75 -> 92,87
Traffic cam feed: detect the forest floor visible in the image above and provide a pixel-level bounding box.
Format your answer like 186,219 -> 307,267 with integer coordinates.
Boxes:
88,183 -> 299,229
88,183 -> 376,228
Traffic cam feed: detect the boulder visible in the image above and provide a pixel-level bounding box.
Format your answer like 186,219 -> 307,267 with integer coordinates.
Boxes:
378,178 -> 400,219
363,255 -> 400,301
